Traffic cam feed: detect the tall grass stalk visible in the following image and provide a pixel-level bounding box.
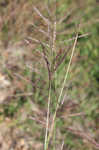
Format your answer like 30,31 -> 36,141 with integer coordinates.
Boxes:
44,2 -> 53,148
46,32 -> 78,150
32,2 -> 85,150
42,1 -> 79,149
44,1 -> 57,149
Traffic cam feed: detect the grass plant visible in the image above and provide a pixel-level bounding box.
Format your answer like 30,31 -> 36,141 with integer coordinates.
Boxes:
0,0 -> 99,150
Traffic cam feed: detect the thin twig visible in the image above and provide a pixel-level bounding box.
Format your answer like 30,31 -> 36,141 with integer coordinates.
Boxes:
31,23 -> 49,38
61,112 -> 85,118
33,6 -> 51,25
10,93 -> 33,97
53,44 -> 72,72
58,8 -> 76,24
60,32 -> 91,44
25,37 -> 50,48
29,116 -> 46,127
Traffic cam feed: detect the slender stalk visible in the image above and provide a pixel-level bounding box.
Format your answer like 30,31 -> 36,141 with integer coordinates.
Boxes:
47,31 -> 78,147
44,83 -> 51,150
44,6 -> 52,149
60,141 -> 64,150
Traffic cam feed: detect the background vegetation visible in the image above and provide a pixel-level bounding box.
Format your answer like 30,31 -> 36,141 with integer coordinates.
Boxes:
0,0 -> 99,149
